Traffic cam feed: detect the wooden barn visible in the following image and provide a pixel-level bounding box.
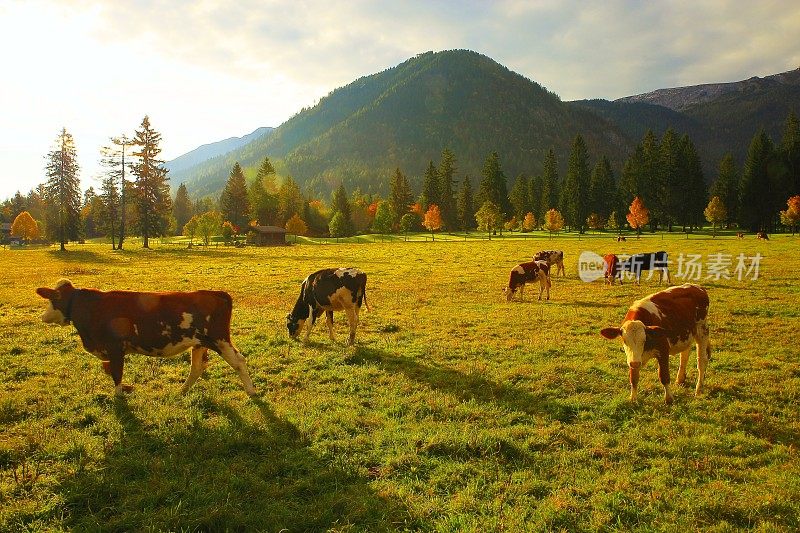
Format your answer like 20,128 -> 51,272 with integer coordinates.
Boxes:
247,225 -> 288,246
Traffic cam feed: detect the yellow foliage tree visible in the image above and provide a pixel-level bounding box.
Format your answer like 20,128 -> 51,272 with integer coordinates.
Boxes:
626,196 -> 649,236
543,208 -> 564,234
11,211 -> 40,242
504,216 -> 519,232
285,213 -> 309,239
704,196 -> 727,237
522,212 -> 536,232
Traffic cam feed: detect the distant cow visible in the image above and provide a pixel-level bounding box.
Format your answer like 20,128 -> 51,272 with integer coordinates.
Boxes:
504,261 -> 550,301
287,267 -> 369,345
736,232 -> 744,239
757,231 -> 769,240
603,254 -> 622,285
35,279 -> 256,396
600,283 -> 711,404
533,250 -> 565,276
617,235 -> 627,242
619,251 -> 671,285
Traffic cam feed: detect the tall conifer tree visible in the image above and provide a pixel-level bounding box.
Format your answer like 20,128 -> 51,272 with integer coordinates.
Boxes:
220,162 -> 250,229
44,128 -> 81,251
131,116 -> 171,248
438,148 -> 457,231
559,135 -> 590,233
539,149 -> 559,218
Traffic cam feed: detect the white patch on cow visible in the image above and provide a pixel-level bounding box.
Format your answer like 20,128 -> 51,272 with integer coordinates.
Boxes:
620,320 -> 647,365
135,337 -> 197,358
633,299 -> 664,319
179,312 -> 192,329
512,265 -> 525,275
133,324 -> 139,336
205,315 -> 211,322
55,279 -> 72,289
40,301 -> 67,326
335,267 -> 361,278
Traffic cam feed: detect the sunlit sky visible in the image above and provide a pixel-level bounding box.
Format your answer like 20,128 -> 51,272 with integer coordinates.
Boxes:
1,0 -> 799,200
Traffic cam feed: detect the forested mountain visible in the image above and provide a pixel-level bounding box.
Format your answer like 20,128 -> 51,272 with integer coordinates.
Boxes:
170,50 -> 631,198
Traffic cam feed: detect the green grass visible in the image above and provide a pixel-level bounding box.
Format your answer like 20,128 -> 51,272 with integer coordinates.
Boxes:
1,234 -> 798,531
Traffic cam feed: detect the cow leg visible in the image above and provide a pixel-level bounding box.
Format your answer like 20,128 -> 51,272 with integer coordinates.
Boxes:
345,307 -> 358,346
676,348 -> 690,386
665,268 -> 672,284
215,340 -> 257,396
304,310 -> 320,343
107,352 -> 132,396
181,346 -> 208,394
326,311 -> 335,341
519,284 -> 524,301
695,330 -> 711,396
656,352 -> 674,404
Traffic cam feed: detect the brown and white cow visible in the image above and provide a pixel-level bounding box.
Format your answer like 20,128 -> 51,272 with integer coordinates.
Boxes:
533,250 -> 565,276
600,283 -> 710,404
35,279 -> 257,396
617,235 -> 627,242
504,261 -> 550,301
736,232 -> 744,239
757,231 -> 769,240
603,254 -> 622,285
286,267 -> 369,345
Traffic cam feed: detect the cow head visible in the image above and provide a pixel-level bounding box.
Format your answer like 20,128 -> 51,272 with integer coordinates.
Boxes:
286,312 -> 305,339
601,320 -> 666,364
35,279 -> 75,326
503,286 -> 514,302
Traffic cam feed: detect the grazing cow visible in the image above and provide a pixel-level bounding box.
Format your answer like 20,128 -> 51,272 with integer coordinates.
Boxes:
618,251 -> 671,285
757,231 -> 769,240
287,267 -> 369,345
533,250 -> 565,277
736,232 -> 744,239
600,283 -> 711,404
504,261 -> 550,301
617,235 -> 627,242
35,279 -> 256,396
603,254 -> 622,285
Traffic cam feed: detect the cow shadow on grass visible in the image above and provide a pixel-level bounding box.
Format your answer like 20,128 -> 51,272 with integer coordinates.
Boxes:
47,249 -> 115,264
345,346 -> 581,423
54,396 -> 413,531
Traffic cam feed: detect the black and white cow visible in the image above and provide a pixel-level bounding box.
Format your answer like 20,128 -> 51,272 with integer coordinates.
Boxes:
533,250 -> 565,276
619,251 -> 671,285
286,268 -> 369,345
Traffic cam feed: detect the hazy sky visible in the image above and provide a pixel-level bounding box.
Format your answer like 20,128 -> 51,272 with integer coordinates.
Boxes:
1,0 -> 799,199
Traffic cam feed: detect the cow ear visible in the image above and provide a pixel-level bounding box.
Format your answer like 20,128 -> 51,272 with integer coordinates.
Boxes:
36,287 -> 60,300
646,326 -> 667,338
600,327 -> 621,339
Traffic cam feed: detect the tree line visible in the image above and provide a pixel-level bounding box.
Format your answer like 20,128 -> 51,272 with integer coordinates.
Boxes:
3,111 -> 799,246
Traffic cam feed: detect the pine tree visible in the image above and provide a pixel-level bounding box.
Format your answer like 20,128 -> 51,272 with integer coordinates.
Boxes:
99,172 -> 119,248
476,152 -> 510,217
438,148 -> 457,231
131,116 -> 171,248
276,176 -> 304,226
657,129 -> 680,231
619,144 -> 645,207
44,128 -> 81,250
588,156 -> 616,220
173,183 -> 192,235
220,162 -> 250,230
256,157 -> 278,193
457,175 -> 474,231
559,135 -> 590,233
330,182 -> 354,236
421,161 -> 440,211
709,153 -> 739,227
509,174 -> 530,220
781,111 -> 800,197
389,167 -> 413,227
678,135 -> 706,230
539,149 -> 559,218
739,129 -> 776,232
640,130 -> 661,230
528,175 -> 543,221
101,135 -> 133,249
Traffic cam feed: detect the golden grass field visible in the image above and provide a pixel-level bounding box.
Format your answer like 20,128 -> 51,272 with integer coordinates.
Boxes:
1,234 -> 798,531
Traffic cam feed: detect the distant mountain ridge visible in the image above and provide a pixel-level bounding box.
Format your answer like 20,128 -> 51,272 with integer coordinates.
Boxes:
616,68 -> 800,111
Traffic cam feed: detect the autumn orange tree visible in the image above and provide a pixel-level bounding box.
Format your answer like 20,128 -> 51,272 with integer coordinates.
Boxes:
626,196 -> 649,237
504,216 -> 519,232
704,196 -> 727,238
780,195 -> 800,235
11,211 -> 40,242
423,204 -> 442,241
522,212 -> 536,232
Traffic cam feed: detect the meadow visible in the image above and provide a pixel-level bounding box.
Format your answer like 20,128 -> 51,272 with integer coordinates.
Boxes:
0,233 -> 798,531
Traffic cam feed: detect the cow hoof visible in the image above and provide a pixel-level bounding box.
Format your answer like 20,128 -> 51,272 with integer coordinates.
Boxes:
246,388 -> 259,397
115,384 -> 134,396
665,395 -> 674,405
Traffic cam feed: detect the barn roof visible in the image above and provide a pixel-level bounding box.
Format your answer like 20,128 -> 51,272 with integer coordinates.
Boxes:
248,225 -> 286,234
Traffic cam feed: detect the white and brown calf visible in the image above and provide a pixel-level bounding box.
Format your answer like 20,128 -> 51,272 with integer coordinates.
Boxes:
533,250 -> 565,277
504,261 -> 550,302
600,283 -> 711,404
287,267 -> 369,345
